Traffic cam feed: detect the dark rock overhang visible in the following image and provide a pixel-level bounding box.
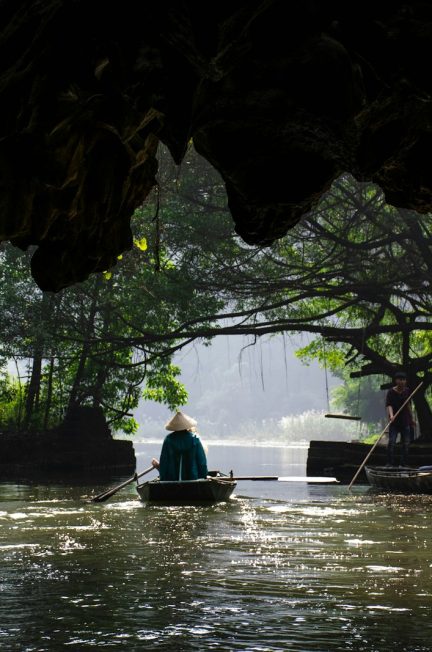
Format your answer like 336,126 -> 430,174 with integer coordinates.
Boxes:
0,1 -> 431,290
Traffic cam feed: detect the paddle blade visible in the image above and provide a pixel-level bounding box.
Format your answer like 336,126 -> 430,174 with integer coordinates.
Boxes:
90,466 -> 154,503
91,480 -> 133,503
92,491 -> 115,503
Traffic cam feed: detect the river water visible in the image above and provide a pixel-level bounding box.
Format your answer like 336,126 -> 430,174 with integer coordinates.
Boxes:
1,442 -> 432,651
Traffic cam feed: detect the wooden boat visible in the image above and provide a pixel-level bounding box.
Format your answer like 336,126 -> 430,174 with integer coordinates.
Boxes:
136,473 -> 237,504
365,465 -> 432,493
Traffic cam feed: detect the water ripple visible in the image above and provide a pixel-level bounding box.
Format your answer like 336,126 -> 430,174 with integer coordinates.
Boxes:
0,459 -> 432,651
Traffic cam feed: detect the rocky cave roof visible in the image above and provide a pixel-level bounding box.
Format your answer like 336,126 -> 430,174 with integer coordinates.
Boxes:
0,1 -> 431,290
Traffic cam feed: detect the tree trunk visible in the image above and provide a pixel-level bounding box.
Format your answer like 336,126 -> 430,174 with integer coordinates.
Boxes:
413,390 -> 432,440
66,276 -> 102,415
23,293 -> 56,430
92,366 -> 108,409
43,356 -> 55,430
13,357 -> 24,429
23,348 -> 43,429
67,345 -> 89,414
91,293 -> 111,409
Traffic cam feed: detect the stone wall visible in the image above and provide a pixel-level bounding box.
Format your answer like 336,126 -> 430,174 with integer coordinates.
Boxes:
307,439 -> 432,484
0,430 -> 135,477
0,406 -> 136,477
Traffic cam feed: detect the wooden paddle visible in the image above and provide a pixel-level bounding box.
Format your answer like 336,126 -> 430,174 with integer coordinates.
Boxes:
348,381 -> 424,491
91,465 -> 155,503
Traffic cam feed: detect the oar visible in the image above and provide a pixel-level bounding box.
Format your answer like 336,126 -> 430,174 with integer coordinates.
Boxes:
348,381 -> 424,491
211,475 -> 339,483
91,465 -> 155,503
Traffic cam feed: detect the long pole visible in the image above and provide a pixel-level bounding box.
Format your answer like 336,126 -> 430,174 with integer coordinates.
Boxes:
348,381 -> 423,490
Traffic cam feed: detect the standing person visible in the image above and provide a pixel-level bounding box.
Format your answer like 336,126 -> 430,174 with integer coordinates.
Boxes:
385,371 -> 413,467
151,411 -> 208,481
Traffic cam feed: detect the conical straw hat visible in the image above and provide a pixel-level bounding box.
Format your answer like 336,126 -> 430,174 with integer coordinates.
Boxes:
165,411 -> 197,431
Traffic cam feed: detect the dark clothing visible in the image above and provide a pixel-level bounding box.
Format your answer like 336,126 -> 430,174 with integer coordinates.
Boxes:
385,387 -> 412,466
387,423 -> 411,466
159,430 -> 208,481
385,388 -> 412,427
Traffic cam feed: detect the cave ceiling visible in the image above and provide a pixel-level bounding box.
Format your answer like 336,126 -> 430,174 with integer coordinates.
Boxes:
0,1 -> 431,290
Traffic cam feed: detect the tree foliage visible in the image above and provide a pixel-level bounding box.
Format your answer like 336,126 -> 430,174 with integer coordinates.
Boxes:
117,146 -> 432,437
0,191 -> 221,433
2,142 -> 432,440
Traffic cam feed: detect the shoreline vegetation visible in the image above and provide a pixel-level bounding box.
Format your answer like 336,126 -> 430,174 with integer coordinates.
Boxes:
135,409 -> 379,447
133,438 -> 311,448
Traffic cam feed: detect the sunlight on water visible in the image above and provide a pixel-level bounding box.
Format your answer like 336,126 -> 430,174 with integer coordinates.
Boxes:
0,443 -> 432,651
0,543 -> 40,550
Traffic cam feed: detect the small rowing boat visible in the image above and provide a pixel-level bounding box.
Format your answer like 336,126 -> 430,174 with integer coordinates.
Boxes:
92,467 -> 338,504
365,465 -> 432,493
136,473 -> 237,504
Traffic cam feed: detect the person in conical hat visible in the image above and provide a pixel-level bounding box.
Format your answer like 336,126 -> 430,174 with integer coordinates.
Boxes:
151,411 -> 208,481
164,411 -> 197,432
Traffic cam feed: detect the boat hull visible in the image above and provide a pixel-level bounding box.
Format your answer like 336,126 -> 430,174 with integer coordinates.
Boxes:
136,478 -> 237,504
365,466 -> 432,493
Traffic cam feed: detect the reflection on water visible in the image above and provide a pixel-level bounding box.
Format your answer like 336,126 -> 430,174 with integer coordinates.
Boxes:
0,443 -> 432,651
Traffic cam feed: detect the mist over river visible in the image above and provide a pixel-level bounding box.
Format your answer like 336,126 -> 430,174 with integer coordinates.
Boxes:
0,442 -> 431,651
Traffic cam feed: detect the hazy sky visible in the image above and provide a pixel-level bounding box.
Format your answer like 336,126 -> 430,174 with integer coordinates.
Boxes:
136,333 -> 340,433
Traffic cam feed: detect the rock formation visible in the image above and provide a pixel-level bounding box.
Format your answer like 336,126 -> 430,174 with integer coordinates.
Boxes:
0,1 -> 431,290
0,406 -> 135,476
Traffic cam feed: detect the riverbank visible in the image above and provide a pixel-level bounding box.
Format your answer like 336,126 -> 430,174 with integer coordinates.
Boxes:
0,407 -> 135,478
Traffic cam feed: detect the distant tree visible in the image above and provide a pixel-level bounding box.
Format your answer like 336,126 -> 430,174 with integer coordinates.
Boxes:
324,371 -> 386,432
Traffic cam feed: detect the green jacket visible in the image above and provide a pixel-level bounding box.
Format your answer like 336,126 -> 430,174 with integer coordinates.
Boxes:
159,430 -> 208,481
